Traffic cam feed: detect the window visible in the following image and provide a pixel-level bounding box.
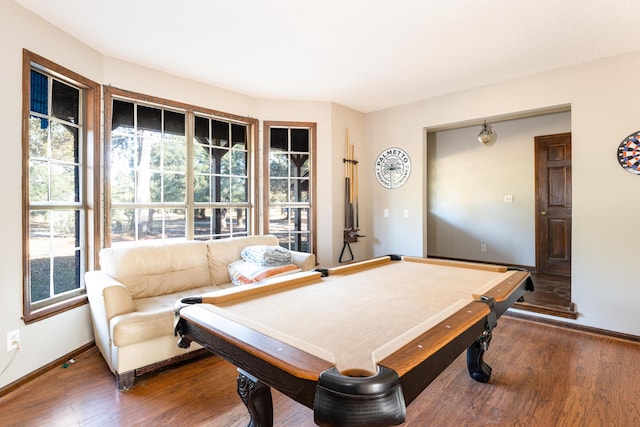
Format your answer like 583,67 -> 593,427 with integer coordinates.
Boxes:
193,115 -> 250,240
22,50 -> 99,322
109,100 -> 188,242
105,87 -> 256,246
263,122 -> 316,253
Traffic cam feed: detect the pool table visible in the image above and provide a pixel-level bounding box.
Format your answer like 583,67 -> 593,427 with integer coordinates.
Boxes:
174,255 -> 533,427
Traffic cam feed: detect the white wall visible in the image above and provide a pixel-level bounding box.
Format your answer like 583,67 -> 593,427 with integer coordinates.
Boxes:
0,2 -> 365,388
0,1 -> 100,389
427,112 -> 571,266
367,53 -> 640,336
366,104 -> 427,258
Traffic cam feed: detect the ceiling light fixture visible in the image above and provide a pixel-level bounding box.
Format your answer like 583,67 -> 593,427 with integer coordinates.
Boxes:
478,121 -> 497,145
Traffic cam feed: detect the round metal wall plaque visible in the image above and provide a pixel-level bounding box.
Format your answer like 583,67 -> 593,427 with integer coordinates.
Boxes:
374,147 -> 411,189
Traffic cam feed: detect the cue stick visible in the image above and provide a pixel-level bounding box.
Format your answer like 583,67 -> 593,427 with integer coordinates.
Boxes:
345,129 -> 353,229
340,128 -> 364,262
346,129 -> 351,205
349,138 -> 358,230
350,144 -> 355,205
345,177 -> 351,229
354,157 -> 359,229
342,128 -> 362,232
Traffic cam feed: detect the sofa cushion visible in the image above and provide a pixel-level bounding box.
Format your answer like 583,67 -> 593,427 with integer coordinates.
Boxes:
207,235 -> 279,285
111,283 -> 223,347
100,240 -> 211,299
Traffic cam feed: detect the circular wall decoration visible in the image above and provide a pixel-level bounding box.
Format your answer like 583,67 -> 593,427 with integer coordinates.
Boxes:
617,131 -> 640,175
374,147 -> 411,189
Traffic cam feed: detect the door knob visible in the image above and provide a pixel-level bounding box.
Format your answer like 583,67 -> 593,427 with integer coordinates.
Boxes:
540,211 -> 547,215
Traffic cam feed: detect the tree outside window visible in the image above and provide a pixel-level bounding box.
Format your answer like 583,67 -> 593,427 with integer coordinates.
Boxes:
105,88 -> 256,246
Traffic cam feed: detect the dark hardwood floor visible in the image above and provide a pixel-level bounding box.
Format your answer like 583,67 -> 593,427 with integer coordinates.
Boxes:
2,316 -> 639,426
515,273 -> 576,318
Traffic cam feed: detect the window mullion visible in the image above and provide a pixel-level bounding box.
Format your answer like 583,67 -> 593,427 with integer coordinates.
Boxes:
185,111 -> 195,240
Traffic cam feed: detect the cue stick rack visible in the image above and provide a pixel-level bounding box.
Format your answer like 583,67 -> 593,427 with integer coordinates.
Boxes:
340,128 -> 364,263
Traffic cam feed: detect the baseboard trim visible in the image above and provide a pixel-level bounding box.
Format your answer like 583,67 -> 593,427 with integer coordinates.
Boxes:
505,311 -> 640,343
0,341 -> 95,398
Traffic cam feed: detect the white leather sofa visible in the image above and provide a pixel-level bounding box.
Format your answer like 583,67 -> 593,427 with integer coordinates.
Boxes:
85,235 -> 316,390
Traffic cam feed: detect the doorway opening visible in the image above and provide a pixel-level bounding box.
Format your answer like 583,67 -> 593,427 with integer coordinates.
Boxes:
425,107 -> 577,319
514,132 -> 576,318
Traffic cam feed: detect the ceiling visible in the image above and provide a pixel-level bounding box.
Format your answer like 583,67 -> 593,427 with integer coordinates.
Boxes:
14,0 -> 640,113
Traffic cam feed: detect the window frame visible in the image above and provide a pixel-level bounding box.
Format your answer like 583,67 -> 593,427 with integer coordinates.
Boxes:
103,86 -> 258,248
262,121 -> 316,254
21,49 -> 100,323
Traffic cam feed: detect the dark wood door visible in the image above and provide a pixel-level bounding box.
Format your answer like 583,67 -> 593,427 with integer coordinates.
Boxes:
535,133 -> 572,276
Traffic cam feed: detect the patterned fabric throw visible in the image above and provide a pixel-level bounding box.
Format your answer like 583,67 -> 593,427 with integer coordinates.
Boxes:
240,245 -> 292,267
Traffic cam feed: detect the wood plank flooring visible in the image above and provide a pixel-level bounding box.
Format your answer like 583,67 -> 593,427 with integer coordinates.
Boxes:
2,316 -> 639,426
524,273 -> 571,307
515,273 -> 577,319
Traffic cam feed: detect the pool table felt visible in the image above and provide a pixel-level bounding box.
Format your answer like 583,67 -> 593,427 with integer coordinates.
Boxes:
187,256 -> 523,375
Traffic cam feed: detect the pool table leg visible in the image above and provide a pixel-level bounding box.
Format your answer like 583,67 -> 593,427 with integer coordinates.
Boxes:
237,368 -> 274,427
466,330 -> 493,383
467,296 -> 497,383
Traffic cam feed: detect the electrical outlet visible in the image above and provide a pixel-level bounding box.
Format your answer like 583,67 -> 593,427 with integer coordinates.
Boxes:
6,329 -> 20,352
480,244 -> 487,252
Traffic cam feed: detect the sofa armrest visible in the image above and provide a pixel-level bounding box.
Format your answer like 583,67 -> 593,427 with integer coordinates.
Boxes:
289,250 -> 316,271
85,270 -> 136,322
